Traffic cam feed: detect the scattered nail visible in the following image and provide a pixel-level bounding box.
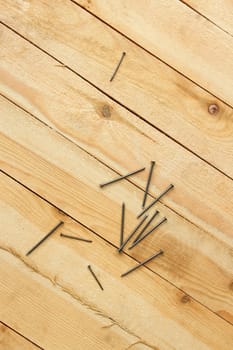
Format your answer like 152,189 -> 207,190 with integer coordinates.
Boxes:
26,221 -> 64,256
118,215 -> 148,252
60,233 -> 92,243
110,52 -> 126,82
120,203 -> 125,247
137,184 -> 174,218
133,210 -> 159,244
129,217 -> 167,250
99,167 -> 145,188
88,265 -> 104,290
121,250 -> 163,277
142,161 -> 155,208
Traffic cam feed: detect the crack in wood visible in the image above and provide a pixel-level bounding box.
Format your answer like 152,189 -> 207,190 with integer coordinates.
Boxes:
0,245 -> 157,350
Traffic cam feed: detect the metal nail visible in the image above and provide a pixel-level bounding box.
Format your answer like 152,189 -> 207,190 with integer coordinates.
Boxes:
137,184 -> 174,218
121,250 -> 164,277
129,217 -> 167,250
88,265 -> 104,291
142,161 -> 155,208
118,215 -> 148,252
110,52 -> 126,82
26,221 -> 64,256
120,203 -> 125,247
60,233 -> 92,243
132,210 -> 159,244
99,167 -> 145,188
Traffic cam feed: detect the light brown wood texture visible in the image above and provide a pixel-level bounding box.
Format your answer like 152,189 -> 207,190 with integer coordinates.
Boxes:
0,1 -> 233,348
0,95 -> 233,326
182,0 -> 233,35
0,25 -> 233,242
73,0 -> 233,106
1,2 -> 233,178
0,172 -> 233,350
0,323 -> 40,350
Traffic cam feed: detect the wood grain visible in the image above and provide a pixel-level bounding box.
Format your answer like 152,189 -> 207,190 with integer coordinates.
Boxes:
0,26 -> 232,241
72,0 -> 233,106
0,95 -> 233,324
0,171 -> 233,350
0,323 -> 40,350
0,3 -> 233,178
181,0 -> 233,35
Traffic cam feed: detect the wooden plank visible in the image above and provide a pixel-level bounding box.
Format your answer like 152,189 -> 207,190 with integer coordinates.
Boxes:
0,323 -> 41,350
0,258 -> 143,350
182,0 -> 233,35
72,0 -> 233,106
0,26 -> 232,242
0,4 -> 233,179
0,172 -> 233,350
0,95 -> 233,325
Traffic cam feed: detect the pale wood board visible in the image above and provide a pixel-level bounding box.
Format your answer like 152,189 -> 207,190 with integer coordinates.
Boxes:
182,0 -> 233,35
0,25 -> 233,242
72,0 -> 233,106
0,171 -> 233,350
0,3 -> 233,178
0,95 -> 233,325
0,323 -> 40,350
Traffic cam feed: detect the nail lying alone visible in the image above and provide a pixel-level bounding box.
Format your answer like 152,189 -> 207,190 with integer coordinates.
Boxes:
88,265 -> 104,291
110,51 -> 126,82
26,221 -> 64,256
99,167 -> 145,188
121,250 -> 164,277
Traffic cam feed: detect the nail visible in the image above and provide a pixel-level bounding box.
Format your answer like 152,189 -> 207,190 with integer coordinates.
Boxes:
88,265 -> 104,291
118,215 -> 148,252
142,161 -> 155,208
121,250 -> 163,277
132,210 -> 159,244
26,221 -> 64,256
60,233 -> 92,243
137,184 -> 174,218
110,52 -> 126,82
129,217 -> 167,250
120,203 -> 125,247
99,167 -> 145,188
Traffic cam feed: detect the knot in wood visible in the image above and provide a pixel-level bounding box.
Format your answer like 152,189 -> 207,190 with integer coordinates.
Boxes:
208,103 -> 219,115
102,105 -> 111,118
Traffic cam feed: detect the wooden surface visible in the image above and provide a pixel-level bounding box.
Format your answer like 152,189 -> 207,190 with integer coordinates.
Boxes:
0,1 -> 232,349
0,323 -> 41,350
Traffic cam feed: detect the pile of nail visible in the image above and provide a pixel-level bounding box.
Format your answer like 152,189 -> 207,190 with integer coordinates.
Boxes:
100,161 -> 174,277
25,161 -> 173,291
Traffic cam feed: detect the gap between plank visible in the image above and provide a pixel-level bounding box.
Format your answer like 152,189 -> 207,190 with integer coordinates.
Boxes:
1,169 -> 232,329
0,321 -> 44,350
0,92 -> 227,239
178,0 -> 233,38
0,21 -> 232,183
70,1 -> 233,109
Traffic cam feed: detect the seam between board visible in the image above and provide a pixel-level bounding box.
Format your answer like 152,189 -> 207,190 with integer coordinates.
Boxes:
70,0 -> 233,108
0,21 -> 233,182
178,0 -> 233,38
0,169 -> 232,328
0,321 -> 44,350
